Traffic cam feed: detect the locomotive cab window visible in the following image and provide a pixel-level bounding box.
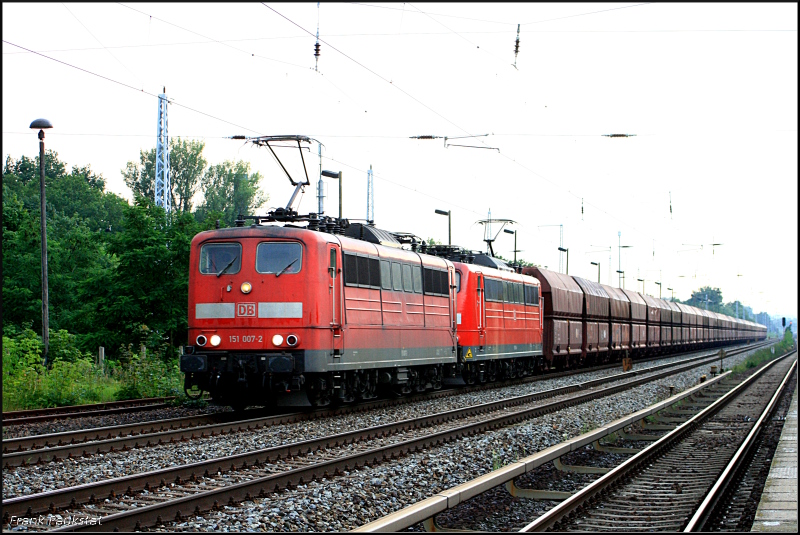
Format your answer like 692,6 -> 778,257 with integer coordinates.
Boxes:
199,242 -> 242,275
256,242 -> 302,275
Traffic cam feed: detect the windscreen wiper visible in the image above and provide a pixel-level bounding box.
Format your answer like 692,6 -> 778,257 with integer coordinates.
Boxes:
275,258 -> 298,277
216,258 -> 237,278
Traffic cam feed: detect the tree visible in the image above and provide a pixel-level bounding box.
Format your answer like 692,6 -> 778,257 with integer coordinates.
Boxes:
3,152 -> 126,338
686,286 -> 723,309
100,197 -> 202,357
196,160 -> 267,226
121,138 -> 207,213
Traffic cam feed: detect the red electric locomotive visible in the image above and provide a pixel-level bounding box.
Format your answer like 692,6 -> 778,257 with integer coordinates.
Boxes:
452,257 -> 543,383
181,219 -> 461,408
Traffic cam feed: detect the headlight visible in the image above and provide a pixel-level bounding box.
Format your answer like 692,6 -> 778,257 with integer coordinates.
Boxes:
286,334 -> 298,347
241,282 -> 252,294
210,335 -> 221,347
272,334 -> 284,346
196,335 -> 207,346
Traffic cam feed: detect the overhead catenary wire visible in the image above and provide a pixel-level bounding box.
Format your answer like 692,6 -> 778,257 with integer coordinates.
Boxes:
116,2 -> 311,70
260,3 -> 643,235
61,3 -> 142,87
4,5 -> 745,251
2,39 -> 263,135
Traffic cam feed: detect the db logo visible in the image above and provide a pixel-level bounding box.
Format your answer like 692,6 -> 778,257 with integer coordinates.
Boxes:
237,303 -> 256,317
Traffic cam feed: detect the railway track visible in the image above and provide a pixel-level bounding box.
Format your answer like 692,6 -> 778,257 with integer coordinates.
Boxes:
520,350 -> 797,532
1,343 -> 769,532
1,343 -> 767,468
1,398 -> 181,426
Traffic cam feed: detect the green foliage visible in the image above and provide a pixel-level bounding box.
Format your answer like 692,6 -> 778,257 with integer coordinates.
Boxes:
195,159 -> 267,226
491,450 -> 503,470
2,145 -> 269,409
122,137 -> 208,213
3,152 -> 127,338
2,328 -> 115,410
580,421 -> 598,434
730,329 -> 796,375
110,345 -> 182,400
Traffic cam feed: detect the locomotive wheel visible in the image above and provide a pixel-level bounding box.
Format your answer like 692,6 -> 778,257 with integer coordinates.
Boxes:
462,364 -> 476,385
486,361 -> 497,383
431,366 -> 443,390
308,375 -> 333,407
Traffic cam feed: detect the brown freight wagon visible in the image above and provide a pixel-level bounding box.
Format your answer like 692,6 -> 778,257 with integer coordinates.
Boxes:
666,300 -> 683,348
640,294 -> 662,352
523,267 -> 583,369
656,297 -> 673,349
601,284 -> 631,357
675,303 -> 692,346
573,277 -> 610,364
621,289 -> 647,354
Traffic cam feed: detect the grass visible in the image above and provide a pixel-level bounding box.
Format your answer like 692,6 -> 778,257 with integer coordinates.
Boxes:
3,328 -> 183,411
730,330 -> 796,376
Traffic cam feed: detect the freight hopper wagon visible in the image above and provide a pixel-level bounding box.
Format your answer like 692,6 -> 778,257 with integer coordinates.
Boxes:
601,284 -> 631,360
572,276 -> 610,365
522,267 -> 583,369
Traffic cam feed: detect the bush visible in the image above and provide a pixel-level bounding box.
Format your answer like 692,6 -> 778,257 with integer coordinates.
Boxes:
731,329 -> 796,376
111,344 -> 183,400
2,327 -> 117,410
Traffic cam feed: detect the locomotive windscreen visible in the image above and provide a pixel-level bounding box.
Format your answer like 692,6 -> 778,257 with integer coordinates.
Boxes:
256,242 -> 302,275
199,242 -> 242,275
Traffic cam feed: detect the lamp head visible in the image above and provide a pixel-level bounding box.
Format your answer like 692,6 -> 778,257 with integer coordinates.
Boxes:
30,118 -> 53,130
30,118 -> 52,140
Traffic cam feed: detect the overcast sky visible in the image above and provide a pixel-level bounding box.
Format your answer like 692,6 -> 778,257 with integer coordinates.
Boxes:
3,3 -> 797,318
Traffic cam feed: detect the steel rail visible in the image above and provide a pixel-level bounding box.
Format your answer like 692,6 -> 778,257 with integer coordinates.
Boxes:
2,343 -> 763,468
684,355 -> 798,531
3,351 -> 721,522
519,350 -> 796,532
2,341 -> 765,453
352,369 -> 735,533
2,397 -> 178,419
35,346 -> 763,532
2,399 -> 178,426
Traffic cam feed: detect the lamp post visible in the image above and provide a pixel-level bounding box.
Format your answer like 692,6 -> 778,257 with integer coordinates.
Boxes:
637,278 -> 645,294
504,228 -> 518,264
321,170 -> 343,220
591,261 -> 600,283
558,247 -> 569,275
435,209 -> 451,245
616,270 -> 625,289
30,118 -> 53,367
667,287 -> 674,300
617,231 -> 633,287
655,281 -> 661,298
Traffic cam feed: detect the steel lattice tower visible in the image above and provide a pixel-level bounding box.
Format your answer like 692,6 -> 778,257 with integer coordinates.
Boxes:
155,89 -> 170,211
366,165 -> 374,223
